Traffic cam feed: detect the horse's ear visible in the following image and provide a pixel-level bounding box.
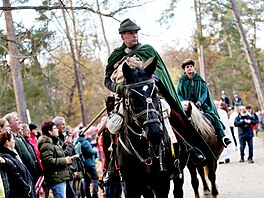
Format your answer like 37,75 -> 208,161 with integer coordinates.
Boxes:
185,102 -> 192,118
188,102 -> 192,111
144,56 -> 157,77
122,62 -> 132,81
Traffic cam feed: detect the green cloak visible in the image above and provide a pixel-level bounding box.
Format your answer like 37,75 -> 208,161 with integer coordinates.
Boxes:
106,43 -> 216,160
177,72 -> 225,131
177,72 -> 218,116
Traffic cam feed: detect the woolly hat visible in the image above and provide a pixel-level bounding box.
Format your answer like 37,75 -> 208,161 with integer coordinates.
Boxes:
118,18 -> 141,34
29,123 -> 37,131
181,58 -> 195,69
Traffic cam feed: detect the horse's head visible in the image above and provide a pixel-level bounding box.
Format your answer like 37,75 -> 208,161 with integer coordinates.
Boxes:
122,56 -> 163,145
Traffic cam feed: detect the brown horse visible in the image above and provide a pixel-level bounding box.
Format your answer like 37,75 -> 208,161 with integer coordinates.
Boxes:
181,101 -> 224,198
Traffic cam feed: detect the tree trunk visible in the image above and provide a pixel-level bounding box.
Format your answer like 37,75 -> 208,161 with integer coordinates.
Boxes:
61,0 -> 88,125
229,0 -> 264,110
3,0 -> 28,123
194,0 -> 206,80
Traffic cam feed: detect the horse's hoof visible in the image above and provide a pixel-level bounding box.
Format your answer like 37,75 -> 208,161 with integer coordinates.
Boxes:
212,189 -> 219,196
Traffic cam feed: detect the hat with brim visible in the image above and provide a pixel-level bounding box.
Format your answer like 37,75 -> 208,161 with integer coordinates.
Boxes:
119,18 -> 141,34
181,58 -> 195,69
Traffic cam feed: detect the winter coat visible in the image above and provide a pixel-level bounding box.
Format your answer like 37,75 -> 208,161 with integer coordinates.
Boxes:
0,170 -> 9,198
234,113 -> 257,138
0,147 -> 36,198
13,133 -> 36,180
63,142 -> 79,173
75,137 -> 97,167
24,139 -> 43,183
28,133 -> 43,170
38,135 -> 72,187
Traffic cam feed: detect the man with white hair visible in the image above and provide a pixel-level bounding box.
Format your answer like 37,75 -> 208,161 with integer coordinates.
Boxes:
234,105 -> 257,163
52,116 -> 76,198
3,112 -> 38,182
52,116 -> 66,146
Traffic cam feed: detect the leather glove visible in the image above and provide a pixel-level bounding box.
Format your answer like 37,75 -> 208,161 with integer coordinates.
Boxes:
115,84 -> 123,95
195,101 -> 202,108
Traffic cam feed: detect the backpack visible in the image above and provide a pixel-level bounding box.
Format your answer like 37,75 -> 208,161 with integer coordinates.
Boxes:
75,141 -> 85,162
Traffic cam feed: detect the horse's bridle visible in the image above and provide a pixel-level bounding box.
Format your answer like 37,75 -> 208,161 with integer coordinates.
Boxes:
124,79 -> 162,131
118,78 -> 165,170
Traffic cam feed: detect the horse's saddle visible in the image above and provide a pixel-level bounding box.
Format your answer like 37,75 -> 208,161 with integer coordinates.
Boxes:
202,112 -> 215,125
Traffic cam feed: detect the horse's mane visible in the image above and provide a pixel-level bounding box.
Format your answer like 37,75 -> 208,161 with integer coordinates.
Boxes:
182,101 -> 215,137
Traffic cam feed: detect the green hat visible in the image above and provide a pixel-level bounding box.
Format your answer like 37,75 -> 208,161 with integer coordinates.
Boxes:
118,18 -> 141,34
181,58 -> 195,69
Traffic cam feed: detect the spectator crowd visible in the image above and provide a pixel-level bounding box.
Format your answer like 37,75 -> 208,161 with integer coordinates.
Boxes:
0,113 -> 123,198
217,90 -> 264,164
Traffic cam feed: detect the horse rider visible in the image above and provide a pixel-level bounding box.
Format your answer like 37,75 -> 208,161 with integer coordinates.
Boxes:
177,58 -> 231,147
104,19 -> 215,161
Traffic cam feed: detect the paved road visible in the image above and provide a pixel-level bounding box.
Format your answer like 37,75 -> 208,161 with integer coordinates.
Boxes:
168,136 -> 264,198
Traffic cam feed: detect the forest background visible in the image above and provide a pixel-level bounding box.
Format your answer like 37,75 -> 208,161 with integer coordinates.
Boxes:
0,0 -> 264,129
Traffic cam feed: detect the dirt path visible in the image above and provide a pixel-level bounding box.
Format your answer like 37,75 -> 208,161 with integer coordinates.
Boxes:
168,136 -> 264,198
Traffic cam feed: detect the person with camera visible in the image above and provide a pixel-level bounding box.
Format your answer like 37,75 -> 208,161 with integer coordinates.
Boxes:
38,121 -> 73,198
234,105 -> 258,163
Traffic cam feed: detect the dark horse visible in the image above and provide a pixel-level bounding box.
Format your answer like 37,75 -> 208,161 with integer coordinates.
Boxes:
181,101 -> 224,198
116,57 -> 176,198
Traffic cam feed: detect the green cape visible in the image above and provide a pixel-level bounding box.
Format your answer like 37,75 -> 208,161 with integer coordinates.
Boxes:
177,72 -> 219,117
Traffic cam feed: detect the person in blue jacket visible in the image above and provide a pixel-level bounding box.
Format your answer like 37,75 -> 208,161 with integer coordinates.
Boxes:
234,105 -> 257,163
75,130 -> 98,198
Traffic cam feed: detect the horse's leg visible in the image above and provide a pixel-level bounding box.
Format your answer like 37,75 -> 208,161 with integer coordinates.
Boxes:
197,166 -> 210,195
207,161 -> 219,195
187,163 -> 200,198
173,172 -> 184,198
153,176 -> 170,198
123,180 -> 144,198
142,186 -> 155,198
